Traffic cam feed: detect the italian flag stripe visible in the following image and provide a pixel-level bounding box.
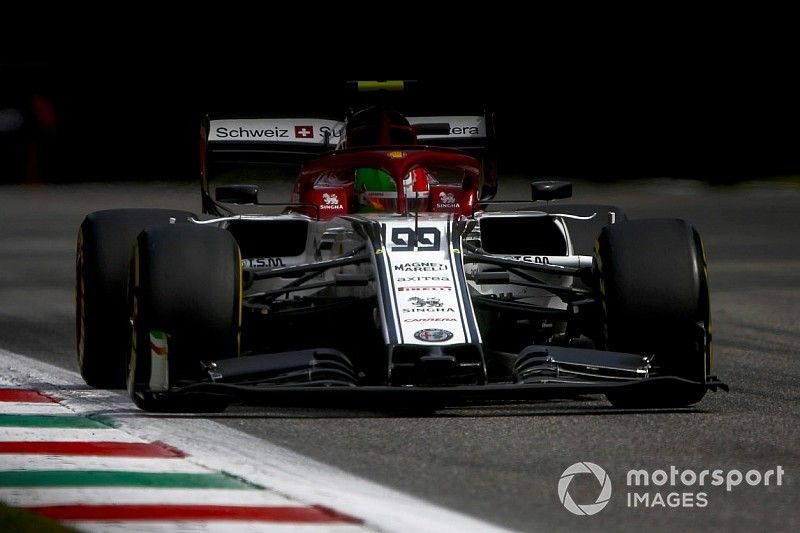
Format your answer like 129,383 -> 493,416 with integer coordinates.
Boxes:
0,440 -> 185,457
149,330 -> 168,356
0,389 -> 58,403
0,414 -> 111,429
0,487 -> 296,507
26,504 -> 360,523
0,387 -> 364,528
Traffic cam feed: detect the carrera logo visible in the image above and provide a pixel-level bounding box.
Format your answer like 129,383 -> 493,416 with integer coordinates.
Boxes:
215,126 -> 289,139
294,125 -> 313,138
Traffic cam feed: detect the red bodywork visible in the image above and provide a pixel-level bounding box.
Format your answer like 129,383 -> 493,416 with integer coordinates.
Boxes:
291,147 -> 483,219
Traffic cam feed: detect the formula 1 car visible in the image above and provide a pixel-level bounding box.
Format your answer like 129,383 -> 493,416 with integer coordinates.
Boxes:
76,95 -> 726,412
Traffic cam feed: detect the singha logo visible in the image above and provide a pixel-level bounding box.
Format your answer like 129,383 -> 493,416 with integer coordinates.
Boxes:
439,192 -> 457,204
408,297 -> 443,308
322,193 -> 339,205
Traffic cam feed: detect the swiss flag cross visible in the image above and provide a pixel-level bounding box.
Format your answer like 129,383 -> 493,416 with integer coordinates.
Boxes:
294,125 -> 314,138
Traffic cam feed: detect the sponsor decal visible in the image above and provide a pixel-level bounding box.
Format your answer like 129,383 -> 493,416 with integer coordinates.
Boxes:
409,116 -> 486,138
449,126 -> 480,135
413,328 -> 454,342
404,318 -> 458,322
242,257 -> 285,268
402,308 -> 455,313
320,192 -> 343,210
294,125 -> 314,138
393,262 -> 448,272
397,286 -> 452,292
319,125 -> 344,139
215,126 -> 288,139
436,191 -> 461,210
408,297 -> 443,307
505,255 -> 551,264
397,276 -> 450,282
210,119 -> 345,144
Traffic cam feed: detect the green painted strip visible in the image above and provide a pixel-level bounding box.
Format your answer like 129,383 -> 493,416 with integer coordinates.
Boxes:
0,470 -> 260,489
0,414 -> 110,429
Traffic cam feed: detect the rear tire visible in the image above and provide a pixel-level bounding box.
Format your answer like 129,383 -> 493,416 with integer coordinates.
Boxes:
76,209 -> 196,388
127,224 -> 241,412
594,219 -> 711,407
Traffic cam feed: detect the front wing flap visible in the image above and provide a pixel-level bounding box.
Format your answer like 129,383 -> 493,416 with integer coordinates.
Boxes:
170,376 -> 727,407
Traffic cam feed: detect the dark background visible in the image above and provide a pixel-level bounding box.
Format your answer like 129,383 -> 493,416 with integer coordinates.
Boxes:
3,52 -> 799,183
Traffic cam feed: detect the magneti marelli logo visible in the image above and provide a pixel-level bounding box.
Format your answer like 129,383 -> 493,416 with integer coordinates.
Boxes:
558,462 -> 612,516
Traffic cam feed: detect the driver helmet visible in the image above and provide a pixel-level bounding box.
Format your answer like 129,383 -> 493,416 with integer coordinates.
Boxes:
355,167 -> 431,212
355,168 -> 397,212
404,167 -> 431,211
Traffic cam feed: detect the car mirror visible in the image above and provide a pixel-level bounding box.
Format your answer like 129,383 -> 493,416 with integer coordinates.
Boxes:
215,185 -> 259,204
530,181 -> 572,201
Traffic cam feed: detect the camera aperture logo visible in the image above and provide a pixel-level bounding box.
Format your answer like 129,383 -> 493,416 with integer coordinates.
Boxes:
558,462 -> 612,516
558,462 -> 786,515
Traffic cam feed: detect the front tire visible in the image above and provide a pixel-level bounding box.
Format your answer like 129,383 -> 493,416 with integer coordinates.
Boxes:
127,224 -> 241,412
594,219 -> 711,407
77,209 -> 196,388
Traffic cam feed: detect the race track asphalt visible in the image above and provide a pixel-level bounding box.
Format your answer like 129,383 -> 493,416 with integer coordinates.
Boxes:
0,178 -> 797,532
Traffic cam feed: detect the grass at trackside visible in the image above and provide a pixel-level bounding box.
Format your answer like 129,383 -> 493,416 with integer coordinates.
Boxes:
0,503 -> 76,532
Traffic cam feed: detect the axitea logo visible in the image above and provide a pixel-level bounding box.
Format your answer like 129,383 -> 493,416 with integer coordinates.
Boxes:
558,462 -> 612,516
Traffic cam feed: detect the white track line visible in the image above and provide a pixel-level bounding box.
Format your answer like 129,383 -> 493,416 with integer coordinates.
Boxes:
0,455 -> 210,473
0,348 -> 516,533
69,522 -> 369,533
0,487 -> 298,507
0,427 -> 143,443
0,402 -> 68,414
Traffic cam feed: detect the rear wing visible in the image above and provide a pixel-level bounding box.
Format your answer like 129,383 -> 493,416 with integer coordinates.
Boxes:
200,111 -> 497,213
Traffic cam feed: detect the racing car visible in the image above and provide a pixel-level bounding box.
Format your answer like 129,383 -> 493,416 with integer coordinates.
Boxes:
76,95 -> 726,412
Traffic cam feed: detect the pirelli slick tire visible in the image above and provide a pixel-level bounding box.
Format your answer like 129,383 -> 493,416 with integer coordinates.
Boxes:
594,219 -> 711,408
127,224 -> 241,412
76,208 -> 196,389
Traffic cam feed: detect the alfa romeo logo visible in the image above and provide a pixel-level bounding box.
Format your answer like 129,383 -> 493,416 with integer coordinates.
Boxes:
558,462 -> 612,516
413,329 -> 453,342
